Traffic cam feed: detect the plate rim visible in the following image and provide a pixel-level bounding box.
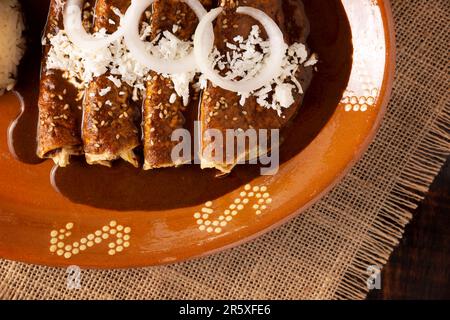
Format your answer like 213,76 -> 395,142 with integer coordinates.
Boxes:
0,0 -> 396,269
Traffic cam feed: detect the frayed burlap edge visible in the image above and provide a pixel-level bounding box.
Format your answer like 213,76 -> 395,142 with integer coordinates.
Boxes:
334,104 -> 450,299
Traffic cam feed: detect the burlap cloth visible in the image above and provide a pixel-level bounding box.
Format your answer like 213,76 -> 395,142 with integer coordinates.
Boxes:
1,0 -> 449,300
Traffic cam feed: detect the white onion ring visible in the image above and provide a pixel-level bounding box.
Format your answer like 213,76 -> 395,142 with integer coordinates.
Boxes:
123,0 -> 207,74
193,7 -> 287,93
63,0 -> 124,50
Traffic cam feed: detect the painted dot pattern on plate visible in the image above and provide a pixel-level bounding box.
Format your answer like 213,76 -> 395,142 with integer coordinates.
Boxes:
194,184 -> 273,234
341,88 -> 378,112
49,221 -> 131,259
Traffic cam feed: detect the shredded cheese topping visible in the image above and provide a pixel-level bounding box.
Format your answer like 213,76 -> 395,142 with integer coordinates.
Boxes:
205,25 -> 317,115
46,21 -> 195,103
46,13 -> 317,115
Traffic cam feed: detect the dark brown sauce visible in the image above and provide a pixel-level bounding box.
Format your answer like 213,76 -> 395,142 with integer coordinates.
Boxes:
8,0 -> 49,164
9,0 -> 352,211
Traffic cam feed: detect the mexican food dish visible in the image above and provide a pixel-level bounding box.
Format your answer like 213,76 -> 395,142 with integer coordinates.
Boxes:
4,0 -> 355,212
33,0 -> 316,171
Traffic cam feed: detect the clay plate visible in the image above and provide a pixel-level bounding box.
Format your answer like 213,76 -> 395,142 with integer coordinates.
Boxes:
0,0 -> 395,268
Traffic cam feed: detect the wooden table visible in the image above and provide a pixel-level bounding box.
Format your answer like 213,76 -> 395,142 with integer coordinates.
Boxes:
368,158 -> 450,299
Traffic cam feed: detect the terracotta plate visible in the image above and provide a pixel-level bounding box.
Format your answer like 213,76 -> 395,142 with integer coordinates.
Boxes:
0,0 -> 395,268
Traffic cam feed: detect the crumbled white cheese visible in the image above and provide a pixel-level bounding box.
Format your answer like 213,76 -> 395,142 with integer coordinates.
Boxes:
210,25 -> 318,115
107,75 -> 122,88
169,72 -> 194,106
46,30 -> 112,88
149,31 -> 196,106
140,22 -> 152,40
111,7 -> 124,19
46,24 -> 195,104
132,86 -> 139,101
273,83 -> 295,108
45,19 -> 316,115
198,74 -> 208,90
99,87 -> 111,96
304,53 -> 318,67
169,93 -> 177,104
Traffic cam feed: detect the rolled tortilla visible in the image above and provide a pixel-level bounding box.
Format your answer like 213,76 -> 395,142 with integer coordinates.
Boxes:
143,0 -> 212,170
199,0 -> 313,174
82,0 -> 140,167
37,0 -> 95,166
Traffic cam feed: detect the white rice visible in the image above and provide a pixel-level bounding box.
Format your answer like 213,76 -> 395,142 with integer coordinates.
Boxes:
0,0 -> 24,95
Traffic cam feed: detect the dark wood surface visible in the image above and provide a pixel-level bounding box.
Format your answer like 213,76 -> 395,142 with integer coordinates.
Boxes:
368,157 -> 450,300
